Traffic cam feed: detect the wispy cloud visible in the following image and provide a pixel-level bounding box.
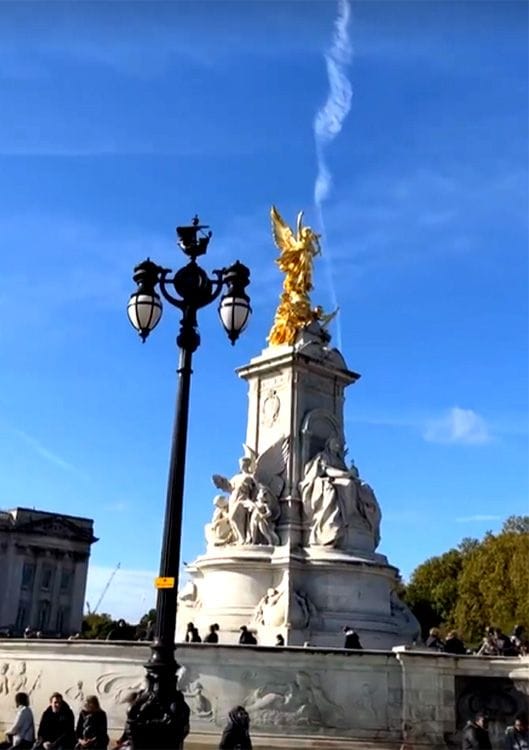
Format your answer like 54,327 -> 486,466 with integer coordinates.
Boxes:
423,407 -> 491,445
86,565 -> 156,622
13,427 -> 78,473
313,0 -> 353,207
456,514 -> 501,523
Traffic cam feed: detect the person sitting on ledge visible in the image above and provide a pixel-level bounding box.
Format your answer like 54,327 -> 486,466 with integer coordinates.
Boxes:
425,627 -> 444,651
218,706 -> 252,750
444,630 -> 467,655
238,626 -> 257,645
34,692 -> 75,750
184,622 -> 202,643
203,624 -> 219,644
0,692 -> 34,750
74,696 -> 108,750
477,629 -> 500,657
275,634 -> 285,647
462,711 -> 492,749
343,625 -> 362,650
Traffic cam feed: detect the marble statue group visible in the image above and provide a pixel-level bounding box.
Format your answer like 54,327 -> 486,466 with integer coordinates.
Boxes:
208,445 -> 286,547
206,435 -> 381,553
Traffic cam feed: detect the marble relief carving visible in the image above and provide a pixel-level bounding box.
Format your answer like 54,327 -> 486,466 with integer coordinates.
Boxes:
0,662 -> 42,700
177,666 -> 214,722
65,680 -> 85,707
261,390 -> 280,427
244,670 -> 348,729
253,576 -> 318,630
95,672 -> 145,704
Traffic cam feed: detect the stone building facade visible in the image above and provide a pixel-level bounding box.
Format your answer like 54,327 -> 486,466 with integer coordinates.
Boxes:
0,507 -> 97,636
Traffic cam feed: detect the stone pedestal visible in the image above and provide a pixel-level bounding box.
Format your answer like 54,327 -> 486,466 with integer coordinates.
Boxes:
177,323 -> 419,648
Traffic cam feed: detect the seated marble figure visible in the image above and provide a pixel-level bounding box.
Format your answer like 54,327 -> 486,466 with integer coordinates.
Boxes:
299,437 -> 381,550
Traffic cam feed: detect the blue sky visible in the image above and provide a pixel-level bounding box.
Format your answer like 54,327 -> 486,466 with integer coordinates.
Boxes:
0,0 -> 527,622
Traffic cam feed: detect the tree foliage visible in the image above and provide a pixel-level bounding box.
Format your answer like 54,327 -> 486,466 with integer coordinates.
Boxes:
403,548 -> 464,636
403,516 -> 529,642
82,613 -> 114,639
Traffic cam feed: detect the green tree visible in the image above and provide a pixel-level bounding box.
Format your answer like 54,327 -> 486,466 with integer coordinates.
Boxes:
403,548 -> 464,636
454,526 -> 529,641
82,613 -> 114,639
502,515 -> 529,534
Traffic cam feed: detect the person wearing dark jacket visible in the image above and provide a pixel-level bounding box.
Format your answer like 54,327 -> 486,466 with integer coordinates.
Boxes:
444,631 -> 467,655
462,713 -> 492,749
343,626 -> 362,650
35,693 -> 75,750
219,706 -> 252,750
238,626 -> 257,645
504,712 -> 529,750
74,696 -> 108,750
203,624 -> 219,644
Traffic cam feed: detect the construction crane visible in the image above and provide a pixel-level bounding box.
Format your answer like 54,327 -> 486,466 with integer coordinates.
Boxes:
90,562 -> 121,615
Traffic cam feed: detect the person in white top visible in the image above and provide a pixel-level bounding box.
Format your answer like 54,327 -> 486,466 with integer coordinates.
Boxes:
0,692 -> 35,749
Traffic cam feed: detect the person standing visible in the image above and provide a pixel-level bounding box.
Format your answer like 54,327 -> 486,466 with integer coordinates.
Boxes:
462,712 -> 492,749
343,626 -> 362,650
219,706 -> 252,750
34,693 -> 75,750
0,692 -> 34,749
75,696 -> 108,750
505,713 -> 529,750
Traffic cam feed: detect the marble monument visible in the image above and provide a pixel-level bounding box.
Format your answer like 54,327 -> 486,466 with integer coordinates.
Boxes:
177,207 -> 419,648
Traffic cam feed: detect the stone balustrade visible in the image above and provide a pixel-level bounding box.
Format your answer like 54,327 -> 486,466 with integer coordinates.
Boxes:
0,641 -> 527,749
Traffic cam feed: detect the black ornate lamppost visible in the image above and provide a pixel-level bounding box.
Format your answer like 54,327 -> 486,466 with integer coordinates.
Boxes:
126,216 -> 251,749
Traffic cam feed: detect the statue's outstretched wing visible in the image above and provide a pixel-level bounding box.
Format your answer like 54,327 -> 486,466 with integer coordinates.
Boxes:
270,206 -> 296,254
254,437 -> 290,498
242,443 -> 258,473
212,474 -> 232,493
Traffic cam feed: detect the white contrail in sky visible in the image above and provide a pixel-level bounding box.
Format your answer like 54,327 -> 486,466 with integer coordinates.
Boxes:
313,0 -> 353,348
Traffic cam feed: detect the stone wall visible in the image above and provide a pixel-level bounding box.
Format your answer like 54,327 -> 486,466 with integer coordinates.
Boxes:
0,641 -> 527,749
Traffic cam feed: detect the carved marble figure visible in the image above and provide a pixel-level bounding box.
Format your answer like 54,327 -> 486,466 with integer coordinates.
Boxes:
254,577 -> 318,630
211,440 -> 288,547
0,663 -> 8,696
300,437 -> 381,550
177,581 -> 200,611
204,496 -> 233,546
213,457 -> 256,545
248,486 -> 280,546
254,588 -> 285,628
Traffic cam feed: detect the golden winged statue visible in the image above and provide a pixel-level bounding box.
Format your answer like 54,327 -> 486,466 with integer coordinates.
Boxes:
268,205 -> 334,346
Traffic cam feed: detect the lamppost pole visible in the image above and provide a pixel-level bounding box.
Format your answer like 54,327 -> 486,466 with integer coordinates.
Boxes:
126,217 -> 251,749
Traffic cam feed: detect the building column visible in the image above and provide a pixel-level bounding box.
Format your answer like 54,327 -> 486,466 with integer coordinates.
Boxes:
48,553 -> 64,635
69,552 -> 89,634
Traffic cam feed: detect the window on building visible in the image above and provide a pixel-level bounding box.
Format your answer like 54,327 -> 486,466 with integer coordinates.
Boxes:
60,569 -> 72,594
41,565 -> 54,592
21,562 -> 35,591
16,602 -> 27,631
38,601 -> 50,631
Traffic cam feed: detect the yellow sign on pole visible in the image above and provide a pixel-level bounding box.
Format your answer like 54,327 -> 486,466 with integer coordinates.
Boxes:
155,576 -> 175,589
